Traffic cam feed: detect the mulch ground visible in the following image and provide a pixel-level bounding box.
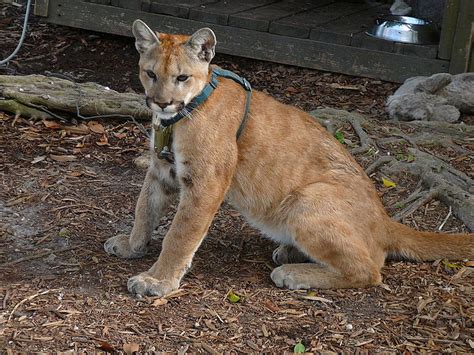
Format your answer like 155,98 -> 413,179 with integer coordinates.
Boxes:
1,2 -> 473,353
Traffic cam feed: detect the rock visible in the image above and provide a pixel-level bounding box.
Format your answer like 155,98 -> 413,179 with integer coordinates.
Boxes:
386,73 -> 474,122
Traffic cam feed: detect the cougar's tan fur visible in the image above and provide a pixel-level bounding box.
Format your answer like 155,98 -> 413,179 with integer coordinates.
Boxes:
104,20 -> 474,297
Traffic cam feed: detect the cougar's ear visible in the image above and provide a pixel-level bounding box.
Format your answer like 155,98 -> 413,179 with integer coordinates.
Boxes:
132,19 -> 160,54
186,28 -> 216,62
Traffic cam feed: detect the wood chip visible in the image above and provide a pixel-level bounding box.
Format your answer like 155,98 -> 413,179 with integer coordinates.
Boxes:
50,154 -> 77,162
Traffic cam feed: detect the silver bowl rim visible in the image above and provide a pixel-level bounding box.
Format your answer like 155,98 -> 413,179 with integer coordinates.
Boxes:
365,15 -> 440,44
374,15 -> 437,27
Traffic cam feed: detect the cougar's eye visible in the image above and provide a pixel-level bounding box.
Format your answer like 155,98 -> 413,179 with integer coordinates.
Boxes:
145,70 -> 157,80
177,75 -> 189,82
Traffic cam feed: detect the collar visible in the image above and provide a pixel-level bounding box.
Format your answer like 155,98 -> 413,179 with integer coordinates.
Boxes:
153,67 -> 252,163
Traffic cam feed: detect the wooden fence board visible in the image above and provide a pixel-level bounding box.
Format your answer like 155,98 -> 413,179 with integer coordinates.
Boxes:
269,1 -> 373,38
149,0 -> 214,19
449,0 -> 474,73
228,0 -> 318,32
309,5 -> 387,45
189,0 -> 276,26
438,0 -> 460,60
43,0 -> 449,82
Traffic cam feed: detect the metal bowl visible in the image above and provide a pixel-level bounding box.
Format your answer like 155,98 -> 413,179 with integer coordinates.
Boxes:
366,15 -> 440,44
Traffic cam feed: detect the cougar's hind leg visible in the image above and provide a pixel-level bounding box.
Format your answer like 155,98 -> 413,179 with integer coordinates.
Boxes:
272,244 -> 311,265
271,182 -> 384,289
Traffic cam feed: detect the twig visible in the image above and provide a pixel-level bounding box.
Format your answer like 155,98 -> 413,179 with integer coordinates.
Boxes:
8,289 -> 59,321
2,289 -> 11,310
437,206 -> 452,231
393,188 -> 440,221
50,203 -> 116,218
365,156 -> 394,175
0,246 -> 78,267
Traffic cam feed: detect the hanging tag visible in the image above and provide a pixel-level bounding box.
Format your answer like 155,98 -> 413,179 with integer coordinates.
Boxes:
153,124 -> 172,156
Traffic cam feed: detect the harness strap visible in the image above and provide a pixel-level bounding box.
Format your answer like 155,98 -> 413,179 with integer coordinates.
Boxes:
159,67 -> 251,136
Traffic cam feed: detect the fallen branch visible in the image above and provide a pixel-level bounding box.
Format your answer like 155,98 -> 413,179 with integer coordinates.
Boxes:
8,289 -> 59,322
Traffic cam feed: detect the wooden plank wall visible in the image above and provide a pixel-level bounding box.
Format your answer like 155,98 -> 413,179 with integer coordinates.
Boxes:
41,0 -> 451,82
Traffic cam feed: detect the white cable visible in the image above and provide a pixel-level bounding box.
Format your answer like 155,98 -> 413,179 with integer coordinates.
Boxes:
0,0 -> 33,65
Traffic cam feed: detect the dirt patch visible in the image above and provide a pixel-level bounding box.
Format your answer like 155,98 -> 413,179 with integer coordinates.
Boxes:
1,3 -> 473,353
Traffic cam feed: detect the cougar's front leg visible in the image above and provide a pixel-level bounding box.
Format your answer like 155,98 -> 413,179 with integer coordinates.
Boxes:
127,157 -> 233,298
104,161 -> 178,258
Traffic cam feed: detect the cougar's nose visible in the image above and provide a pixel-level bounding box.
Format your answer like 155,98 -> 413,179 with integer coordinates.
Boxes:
156,101 -> 173,110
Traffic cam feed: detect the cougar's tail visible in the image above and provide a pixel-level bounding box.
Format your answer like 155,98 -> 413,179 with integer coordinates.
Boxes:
386,220 -> 474,261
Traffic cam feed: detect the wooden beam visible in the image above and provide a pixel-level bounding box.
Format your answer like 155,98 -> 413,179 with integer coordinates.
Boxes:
438,0 -> 460,60
42,0 -> 449,83
449,0 -> 474,73
34,0 -> 49,17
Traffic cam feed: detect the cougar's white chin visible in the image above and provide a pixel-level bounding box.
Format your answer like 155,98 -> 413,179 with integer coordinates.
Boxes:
152,111 -> 176,125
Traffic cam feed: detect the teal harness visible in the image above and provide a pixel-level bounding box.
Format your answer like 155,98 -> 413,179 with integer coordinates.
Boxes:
154,67 -> 252,163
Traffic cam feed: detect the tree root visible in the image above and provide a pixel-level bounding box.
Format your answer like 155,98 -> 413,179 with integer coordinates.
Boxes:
309,108 -> 473,230
392,187 -> 440,222
382,148 -> 473,230
0,99 -> 52,119
365,156 -> 395,175
310,108 -> 376,154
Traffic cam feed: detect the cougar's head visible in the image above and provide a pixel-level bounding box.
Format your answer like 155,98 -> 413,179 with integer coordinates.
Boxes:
132,20 -> 216,121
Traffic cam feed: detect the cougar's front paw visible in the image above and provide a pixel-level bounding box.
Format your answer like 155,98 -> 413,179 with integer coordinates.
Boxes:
104,234 -> 147,259
271,265 -> 310,290
127,273 -> 178,298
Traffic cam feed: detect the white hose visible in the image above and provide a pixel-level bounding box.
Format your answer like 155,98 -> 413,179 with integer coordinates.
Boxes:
0,0 -> 33,65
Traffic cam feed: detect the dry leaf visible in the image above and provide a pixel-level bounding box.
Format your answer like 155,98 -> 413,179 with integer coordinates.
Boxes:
381,177 -> 396,188
50,154 -> 77,162
152,298 -> 168,307
285,86 -> 299,93
263,299 -> 281,312
465,261 -> 474,267
98,340 -> 115,352
300,295 -> 333,303
68,170 -> 83,177
88,121 -> 105,134
43,120 -> 62,129
102,325 -> 110,337
96,134 -> 110,146
66,124 -> 90,135
113,132 -> 127,139
123,343 -> 139,354
31,155 -> 47,164
416,297 -> 433,313
329,83 -> 362,91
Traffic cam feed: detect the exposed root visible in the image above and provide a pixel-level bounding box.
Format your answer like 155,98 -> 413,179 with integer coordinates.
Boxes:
365,156 -> 395,175
309,108 -> 473,230
310,108 -> 376,154
382,148 -> 474,230
393,187 -> 440,222
347,115 -> 376,154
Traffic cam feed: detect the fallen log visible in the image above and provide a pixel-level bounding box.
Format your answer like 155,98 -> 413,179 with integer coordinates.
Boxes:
0,74 -> 152,120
